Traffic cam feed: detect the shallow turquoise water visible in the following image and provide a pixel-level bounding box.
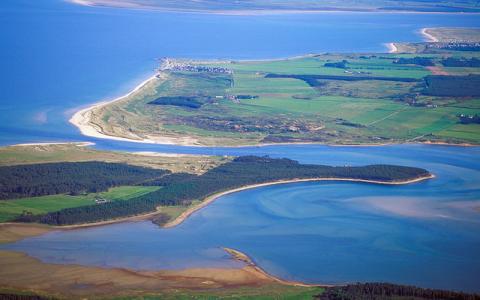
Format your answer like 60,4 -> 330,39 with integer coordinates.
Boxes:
4,145 -> 480,292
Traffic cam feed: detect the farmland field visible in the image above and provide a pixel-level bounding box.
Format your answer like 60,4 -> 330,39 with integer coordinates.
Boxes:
89,52 -> 480,146
0,186 -> 161,222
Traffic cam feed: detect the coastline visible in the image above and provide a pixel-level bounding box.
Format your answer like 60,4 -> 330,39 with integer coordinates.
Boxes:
0,174 -> 433,294
223,247 -> 326,287
0,174 -> 434,235
163,175 -> 435,228
0,174 -> 435,294
68,74 -> 161,144
68,0 -> 480,15
386,42 -> 398,53
0,249 -> 295,298
421,27 -> 439,42
66,60 -> 478,148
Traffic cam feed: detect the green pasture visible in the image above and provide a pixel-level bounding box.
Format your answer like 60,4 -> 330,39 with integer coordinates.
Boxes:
0,186 -> 160,222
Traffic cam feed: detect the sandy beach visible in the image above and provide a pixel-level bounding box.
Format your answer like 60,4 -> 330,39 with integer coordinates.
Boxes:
67,68 -> 477,148
68,74 -> 161,144
386,42 -> 398,53
0,175 -> 434,234
421,28 -> 439,42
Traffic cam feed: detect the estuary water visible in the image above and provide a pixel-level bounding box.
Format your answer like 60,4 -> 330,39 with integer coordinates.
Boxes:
1,0 -> 480,293
1,0 -> 480,145
4,144 -> 480,292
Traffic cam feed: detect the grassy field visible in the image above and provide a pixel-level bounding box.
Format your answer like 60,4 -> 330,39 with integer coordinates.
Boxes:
91,50 -> 480,146
425,27 -> 480,42
114,285 -> 324,300
0,143 -> 231,223
0,186 -> 161,222
0,143 -> 229,174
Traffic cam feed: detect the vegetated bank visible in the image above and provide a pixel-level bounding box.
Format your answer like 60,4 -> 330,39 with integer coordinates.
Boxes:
0,161 -> 169,200
315,282 -> 480,300
9,156 -> 432,226
76,41 -> 480,146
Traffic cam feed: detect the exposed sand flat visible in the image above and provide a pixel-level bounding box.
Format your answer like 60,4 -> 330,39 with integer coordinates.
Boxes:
0,250 -> 277,298
0,223 -> 52,244
223,247 -> 326,287
163,175 -> 434,228
0,224 -> 315,297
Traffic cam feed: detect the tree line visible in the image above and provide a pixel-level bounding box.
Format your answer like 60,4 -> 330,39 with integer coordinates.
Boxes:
15,156 -> 430,226
315,282 -> 480,300
423,74 -> 480,97
0,161 -> 169,200
265,74 -> 420,88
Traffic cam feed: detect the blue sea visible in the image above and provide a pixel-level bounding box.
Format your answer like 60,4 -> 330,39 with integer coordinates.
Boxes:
1,0 -> 480,293
1,0 -> 480,145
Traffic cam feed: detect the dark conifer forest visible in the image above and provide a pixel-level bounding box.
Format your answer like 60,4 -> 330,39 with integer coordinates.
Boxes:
10,156 -> 430,226
315,282 -> 480,300
0,162 -> 169,200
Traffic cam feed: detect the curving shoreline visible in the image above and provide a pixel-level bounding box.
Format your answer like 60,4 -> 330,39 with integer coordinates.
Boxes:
223,247 -> 328,287
0,174 -> 434,293
421,27 -> 440,42
69,74 -> 161,144
67,71 -> 477,148
386,42 -> 398,53
0,174 -> 434,234
67,55 -> 477,148
163,175 -> 435,228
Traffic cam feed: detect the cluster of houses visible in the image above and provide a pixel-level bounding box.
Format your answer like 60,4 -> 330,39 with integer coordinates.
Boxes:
426,42 -> 480,51
158,58 -> 232,74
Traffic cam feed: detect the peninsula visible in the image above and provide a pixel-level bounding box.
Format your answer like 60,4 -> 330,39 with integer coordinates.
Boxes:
70,28 -> 480,147
0,150 -> 431,226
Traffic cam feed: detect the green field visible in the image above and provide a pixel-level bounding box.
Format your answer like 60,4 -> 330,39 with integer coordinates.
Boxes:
90,52 -> 480,146
0,186 -> 160,222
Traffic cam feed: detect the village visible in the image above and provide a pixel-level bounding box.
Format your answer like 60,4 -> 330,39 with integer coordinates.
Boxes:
158,57 -> 233,74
